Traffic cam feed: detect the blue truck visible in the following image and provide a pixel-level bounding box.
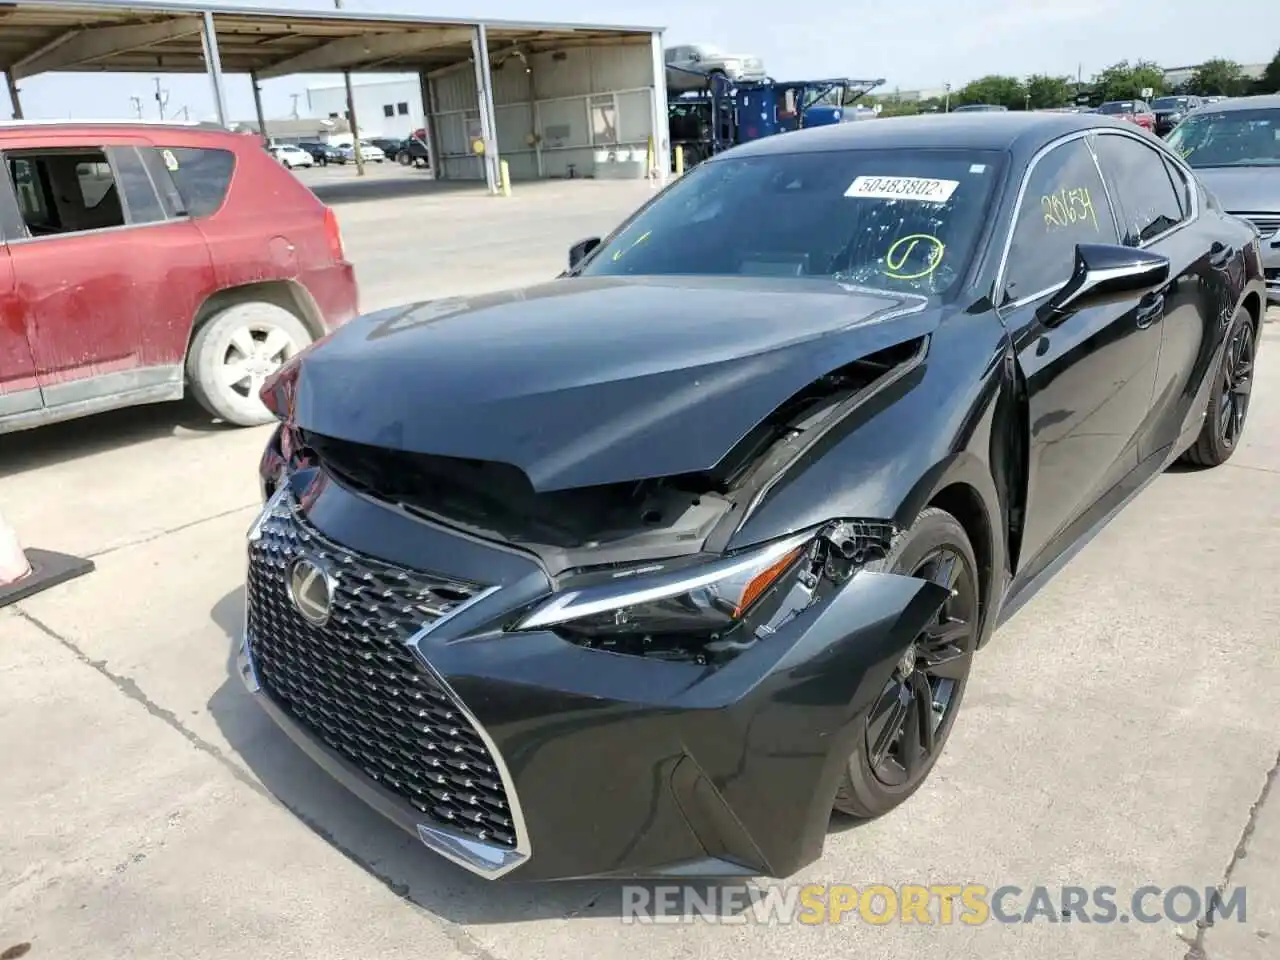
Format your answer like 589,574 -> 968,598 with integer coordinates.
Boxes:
666,71 -> 884,168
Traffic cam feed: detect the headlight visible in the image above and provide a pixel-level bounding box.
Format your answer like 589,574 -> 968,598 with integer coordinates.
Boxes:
512,521 -> 896,661
516,531 -> 812,635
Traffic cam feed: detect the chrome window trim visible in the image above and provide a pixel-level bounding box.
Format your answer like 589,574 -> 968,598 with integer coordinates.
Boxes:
993,127 -> 1200,312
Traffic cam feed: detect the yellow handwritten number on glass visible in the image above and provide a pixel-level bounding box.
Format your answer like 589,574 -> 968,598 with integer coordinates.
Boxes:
884,234 -> 945,280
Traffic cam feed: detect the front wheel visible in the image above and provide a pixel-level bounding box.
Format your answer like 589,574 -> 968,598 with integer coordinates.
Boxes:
833,507 -> 981,820
1179,307 -> 1255,468
186,303 -> 312,427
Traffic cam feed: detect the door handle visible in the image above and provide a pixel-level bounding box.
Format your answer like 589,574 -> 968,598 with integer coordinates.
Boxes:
1135,294 -> 1164,329
1208,242 -> 1233,270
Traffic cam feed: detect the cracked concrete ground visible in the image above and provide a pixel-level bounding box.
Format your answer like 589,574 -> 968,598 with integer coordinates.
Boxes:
2,170 -> 1278,960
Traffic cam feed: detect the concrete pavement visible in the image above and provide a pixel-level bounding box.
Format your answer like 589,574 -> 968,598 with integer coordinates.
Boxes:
2,173 -> 1278,960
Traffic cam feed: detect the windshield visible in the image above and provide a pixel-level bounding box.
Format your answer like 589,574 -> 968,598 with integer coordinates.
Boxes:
1167,108 -> 1280,167
1098,101 -> 1137,115
1151,97 -> 1189,111
578,148 -> 1004,298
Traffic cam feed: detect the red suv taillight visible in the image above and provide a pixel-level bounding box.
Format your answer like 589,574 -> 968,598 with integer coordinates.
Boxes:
323,206 -> 345,262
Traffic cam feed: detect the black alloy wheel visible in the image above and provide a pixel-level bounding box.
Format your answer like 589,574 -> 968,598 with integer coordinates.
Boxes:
1181,308 -> 1255,468
833,507 -> 980,819
1218,319 -> 1254,450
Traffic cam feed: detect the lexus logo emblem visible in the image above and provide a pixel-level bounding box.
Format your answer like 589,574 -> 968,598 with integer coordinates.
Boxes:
288,557 -> 333,626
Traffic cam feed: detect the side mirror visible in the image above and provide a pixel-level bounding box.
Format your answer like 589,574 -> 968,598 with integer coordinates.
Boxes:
1038,243 -> 1170,327
568,236 -> 601,270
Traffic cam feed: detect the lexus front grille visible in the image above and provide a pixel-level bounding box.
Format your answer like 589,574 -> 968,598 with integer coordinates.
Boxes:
244,493 -> 524,861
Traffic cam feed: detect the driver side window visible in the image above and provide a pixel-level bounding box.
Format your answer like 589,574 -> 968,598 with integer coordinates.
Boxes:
1002,138 -> 1120,303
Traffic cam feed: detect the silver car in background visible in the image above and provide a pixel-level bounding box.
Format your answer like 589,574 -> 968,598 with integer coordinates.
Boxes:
664,43 -> 767,92
1169,94 -> 1280,302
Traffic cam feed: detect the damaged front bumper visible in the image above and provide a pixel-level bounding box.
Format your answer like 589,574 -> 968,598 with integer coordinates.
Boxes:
238,475 -> 950,882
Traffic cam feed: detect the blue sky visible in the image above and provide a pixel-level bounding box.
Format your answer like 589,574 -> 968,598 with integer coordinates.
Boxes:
6,0 -> 1277,122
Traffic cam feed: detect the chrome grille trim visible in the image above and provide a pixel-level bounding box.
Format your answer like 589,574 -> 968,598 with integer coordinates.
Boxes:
1234,213 -> 1280,240
241,487 -> 531,878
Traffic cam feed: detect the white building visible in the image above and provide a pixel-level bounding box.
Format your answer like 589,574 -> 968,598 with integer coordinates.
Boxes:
308,76 -> 423,142
308,40 -> 661,180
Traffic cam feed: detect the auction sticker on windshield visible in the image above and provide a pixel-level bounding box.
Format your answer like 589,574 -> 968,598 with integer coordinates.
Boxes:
845,176 -> 960,203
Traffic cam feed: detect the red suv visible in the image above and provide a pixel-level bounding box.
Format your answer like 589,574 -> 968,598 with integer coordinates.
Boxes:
1095,99 -> 1157,132
0,121 -> 358,432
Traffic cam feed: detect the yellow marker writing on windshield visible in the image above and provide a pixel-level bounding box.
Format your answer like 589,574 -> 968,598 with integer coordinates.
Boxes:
884,234 -> 945,280
612,230 -> 652,261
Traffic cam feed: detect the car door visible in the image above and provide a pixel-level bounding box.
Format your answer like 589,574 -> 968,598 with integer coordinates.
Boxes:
995,133 -> 1164,584
3,136 -> 214,411
0,181 -> 40,421
1090,130 -> 1221,460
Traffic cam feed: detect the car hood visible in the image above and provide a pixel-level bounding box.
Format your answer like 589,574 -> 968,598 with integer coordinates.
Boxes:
284,276 -> 936,492
1194,166 -> 1280,212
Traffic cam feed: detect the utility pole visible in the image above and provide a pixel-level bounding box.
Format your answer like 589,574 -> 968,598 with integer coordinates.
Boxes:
130,95 -> 143,119
333,0 -> 365,176
944,82 -> 952,113
153,76 -> 169,120
289,93 -> 300,119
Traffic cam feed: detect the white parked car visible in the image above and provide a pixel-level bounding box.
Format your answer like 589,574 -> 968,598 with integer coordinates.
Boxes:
336,142 -> 386,163
269,143 -> 314,169
665,43 -> 767,93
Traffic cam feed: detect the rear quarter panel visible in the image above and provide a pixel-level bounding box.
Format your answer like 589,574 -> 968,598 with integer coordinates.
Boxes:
164,136 -> 340,299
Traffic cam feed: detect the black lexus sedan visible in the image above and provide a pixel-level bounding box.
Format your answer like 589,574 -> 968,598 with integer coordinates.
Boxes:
242,112 -> 1266,882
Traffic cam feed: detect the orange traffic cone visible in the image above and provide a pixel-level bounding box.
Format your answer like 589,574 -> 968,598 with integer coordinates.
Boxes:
0,509 -> 94,608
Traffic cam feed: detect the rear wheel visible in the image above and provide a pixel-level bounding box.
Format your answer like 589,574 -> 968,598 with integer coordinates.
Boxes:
833,507 -> 980,820
1179,308 -> 1255,468
186,302 -> 312,427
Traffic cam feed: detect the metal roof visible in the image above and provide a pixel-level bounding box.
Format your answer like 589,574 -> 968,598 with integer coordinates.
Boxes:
0,0 -> 662,80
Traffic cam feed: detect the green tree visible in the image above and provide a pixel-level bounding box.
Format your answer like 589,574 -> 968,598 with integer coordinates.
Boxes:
1025,74 -> 1075,109
1258,47 -> 1280,94
956,75 -> 1027,110
1188,58 -> 1247,96
1093,59 -> 1166,101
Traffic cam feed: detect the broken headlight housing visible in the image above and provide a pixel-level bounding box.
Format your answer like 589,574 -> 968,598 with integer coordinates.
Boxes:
512,521 -> 896,662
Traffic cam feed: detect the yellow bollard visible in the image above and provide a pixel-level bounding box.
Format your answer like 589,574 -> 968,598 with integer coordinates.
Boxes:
499,159 -> 511,197
675,145 -> 684,177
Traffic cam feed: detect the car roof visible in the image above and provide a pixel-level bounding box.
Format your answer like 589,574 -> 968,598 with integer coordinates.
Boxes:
1189,93 -> 1280,113
721,111 -> 1143,162
0,119 -> 253,147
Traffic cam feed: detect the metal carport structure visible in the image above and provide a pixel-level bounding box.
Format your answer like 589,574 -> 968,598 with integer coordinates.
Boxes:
0,0 -> 669,192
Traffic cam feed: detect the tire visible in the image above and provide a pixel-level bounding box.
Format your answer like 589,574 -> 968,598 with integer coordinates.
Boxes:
1179,307 -> 1256,468
397,151 -> 412,166
186,302 -> 313,427
832,507 -> 981,820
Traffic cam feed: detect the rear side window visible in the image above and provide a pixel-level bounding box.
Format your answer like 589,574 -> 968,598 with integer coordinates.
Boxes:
1092,133 -> 1185,245
155,146 -> 235,218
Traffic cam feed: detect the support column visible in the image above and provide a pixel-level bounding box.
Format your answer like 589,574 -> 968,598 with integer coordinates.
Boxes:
649,31 -> 670,183
343,71 -> 366,176
418,70 -> 441,178
334,0 -> 364,175
199,10 -> 229,126
470,24 -> 500,194
250,70 -> 267,139
4,72 -> 22,120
